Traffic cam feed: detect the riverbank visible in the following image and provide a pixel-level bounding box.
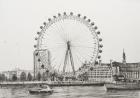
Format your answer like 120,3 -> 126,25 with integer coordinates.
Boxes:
0,81 -> 104,87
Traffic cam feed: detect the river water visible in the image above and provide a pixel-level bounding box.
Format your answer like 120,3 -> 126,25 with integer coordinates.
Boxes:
0,86 -> 140,98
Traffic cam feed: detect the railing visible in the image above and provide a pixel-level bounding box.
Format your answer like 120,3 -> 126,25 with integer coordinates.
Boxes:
0,80 -> 105,86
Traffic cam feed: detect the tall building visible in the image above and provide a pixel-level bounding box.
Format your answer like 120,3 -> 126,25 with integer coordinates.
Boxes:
34,49 -> 51,79
122,49 -> 126,64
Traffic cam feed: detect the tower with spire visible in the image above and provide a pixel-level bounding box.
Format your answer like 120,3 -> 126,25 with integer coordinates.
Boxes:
122,49 -> 126,64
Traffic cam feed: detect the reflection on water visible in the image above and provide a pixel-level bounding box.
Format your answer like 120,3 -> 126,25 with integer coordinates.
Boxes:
0,86 -> 140,98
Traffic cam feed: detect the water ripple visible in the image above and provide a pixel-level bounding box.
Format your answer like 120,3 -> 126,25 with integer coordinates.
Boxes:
0,86 -> 140,98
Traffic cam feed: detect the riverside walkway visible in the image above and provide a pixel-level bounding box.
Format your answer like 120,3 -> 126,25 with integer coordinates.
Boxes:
0,81 -> 104,87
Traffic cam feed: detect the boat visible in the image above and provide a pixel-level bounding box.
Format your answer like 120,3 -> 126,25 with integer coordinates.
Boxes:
105,81 -> 140,90
105,72 -> 140,90
29,85 -> 53,94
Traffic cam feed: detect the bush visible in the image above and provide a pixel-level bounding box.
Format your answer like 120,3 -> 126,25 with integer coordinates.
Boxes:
27,72 -> 32,81
12,74 -> 17,81
20,72 -> 26,81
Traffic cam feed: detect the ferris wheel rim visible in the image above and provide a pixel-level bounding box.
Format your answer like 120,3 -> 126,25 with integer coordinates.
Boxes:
34,12 -> 103,73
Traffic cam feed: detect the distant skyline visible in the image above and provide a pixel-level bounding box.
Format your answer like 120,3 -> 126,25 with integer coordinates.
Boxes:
0,0 -> 140,71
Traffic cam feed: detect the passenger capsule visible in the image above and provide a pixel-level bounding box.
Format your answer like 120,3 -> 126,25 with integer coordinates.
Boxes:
91,22 -> 94,26
35,38 -> 38,40
40,26 -> 43,29
99,50 -> 102,53
83,16 -> 86,19
38,58 -> 41,62
99,44 -> 103,48
35,52 -> 38,56
34,45 -> 37,48
99,38 -> 102,42
53,16 -> 56,18
94,26 -> 98,30
43,22 -> 46,25
41,64 -> 44,69
64,12 -> 66,15
48,18 -> 51,21
98,55 -> 101,59
77,14 -> 81,17
37,32 -> 40,34
70,12 -> 73,15
87,19 -> 91,22
58,13 -> 61,16
97,31 -> 100,34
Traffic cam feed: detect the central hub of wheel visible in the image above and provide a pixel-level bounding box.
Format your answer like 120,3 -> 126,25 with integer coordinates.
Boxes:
67,41 -> 71,50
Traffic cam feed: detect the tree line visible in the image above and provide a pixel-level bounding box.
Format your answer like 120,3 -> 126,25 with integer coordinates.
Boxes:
0,70 -> 89,82
0,71 -> 63,81
0,72 -> 33,81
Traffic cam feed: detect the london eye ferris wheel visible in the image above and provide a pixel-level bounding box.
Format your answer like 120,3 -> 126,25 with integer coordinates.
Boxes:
34,12 -> 103,75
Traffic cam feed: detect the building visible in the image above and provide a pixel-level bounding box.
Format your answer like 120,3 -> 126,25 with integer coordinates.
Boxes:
76,62 -> 113,82
112,62 -> 140,81
1,68 -> 33,81
86,64 -> 113,82
111,50 -> 140,81
34,49 -> 52,78
120,63 -> 140,80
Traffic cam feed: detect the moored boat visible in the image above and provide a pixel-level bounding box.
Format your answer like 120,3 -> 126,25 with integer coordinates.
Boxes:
105,81 -> 140,90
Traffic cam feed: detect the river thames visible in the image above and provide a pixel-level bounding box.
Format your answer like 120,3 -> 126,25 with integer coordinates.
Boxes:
0,86 -> 140,98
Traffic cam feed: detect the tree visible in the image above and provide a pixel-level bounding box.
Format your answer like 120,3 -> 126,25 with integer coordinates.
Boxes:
46,70 -> 49,80
0,74 -> 2,81
42,72 -> 48,81
78,72 -> 88,81
27,72 -> 32,81
37,72 -> 41,81
50,72 -> 58,81
0,74 -> 6,81
20,72 -> 26,81
57,75 -> 64,81
83,72 -> 88,81
12,74 -> 17,81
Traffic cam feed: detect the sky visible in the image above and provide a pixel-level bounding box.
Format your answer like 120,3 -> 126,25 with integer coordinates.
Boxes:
0,0 -> 140,71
